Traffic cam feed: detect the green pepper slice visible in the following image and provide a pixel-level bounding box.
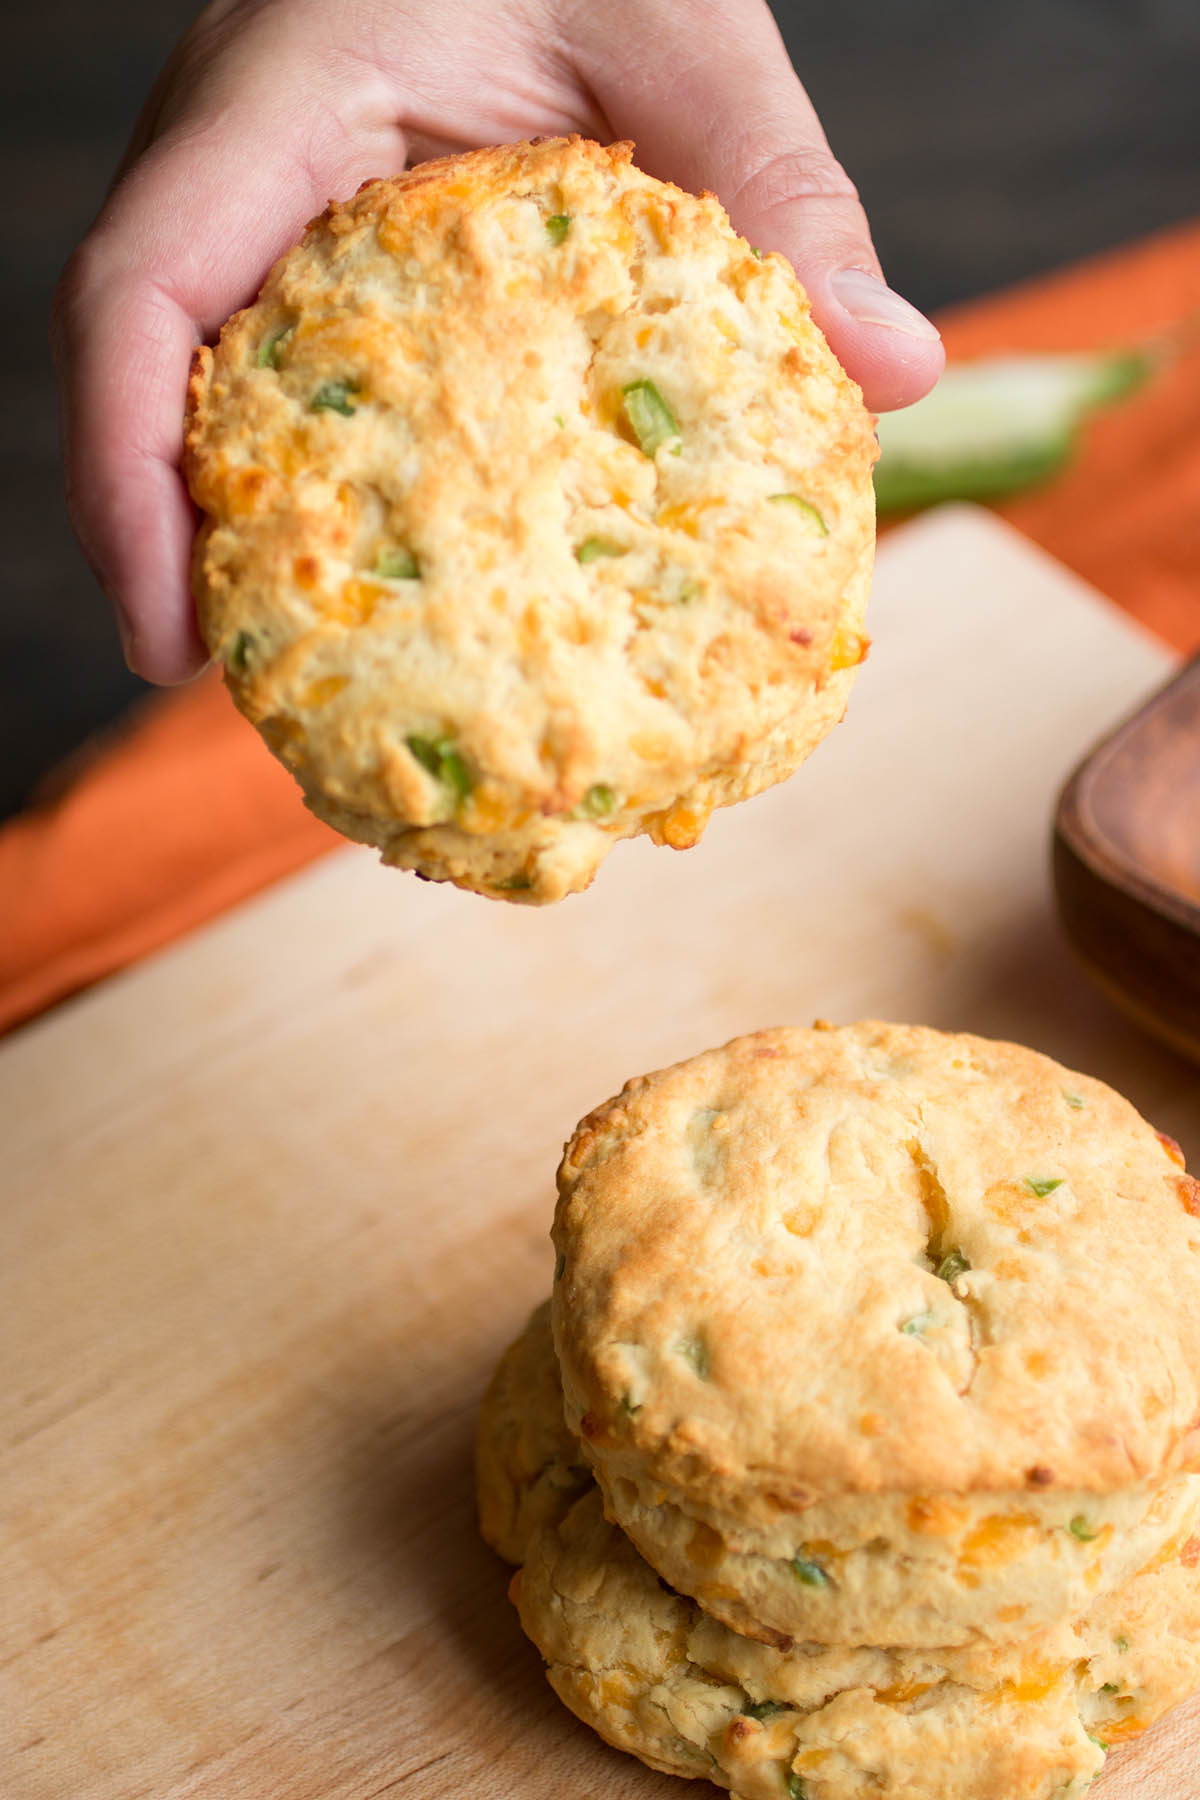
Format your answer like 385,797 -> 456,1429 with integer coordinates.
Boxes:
576,784 -> 617,819
576,537 -> 625,564
310,378 -> 360,416
935,1247 -> 970,1283
256,325 -> 294,370
406,734 -> 471,803
376,547 -> 420,580
790,1555 -> 830,1588
768,493 -> 829,536
227,630 -> 254,673
743,1699 -> 789,1721
621,379 -> 680,456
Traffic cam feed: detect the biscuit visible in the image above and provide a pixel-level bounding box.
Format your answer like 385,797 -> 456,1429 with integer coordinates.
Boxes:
475,1300 -> 592,1566
595,1458 -> 1200,1652
514,1486 -> 1200,1800
551,1021 -> 1200,1645
477,1307 -> 1200,1800
184,136 -> 877,903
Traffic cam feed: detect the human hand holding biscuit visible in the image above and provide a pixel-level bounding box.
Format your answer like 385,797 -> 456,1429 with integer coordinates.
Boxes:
53,0 -> 943,686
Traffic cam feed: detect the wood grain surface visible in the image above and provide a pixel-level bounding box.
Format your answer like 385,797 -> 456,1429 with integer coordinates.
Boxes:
2,507 -> 1198,1800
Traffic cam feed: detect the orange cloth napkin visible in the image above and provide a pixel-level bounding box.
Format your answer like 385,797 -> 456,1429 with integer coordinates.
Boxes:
4,219 -> 1200,1037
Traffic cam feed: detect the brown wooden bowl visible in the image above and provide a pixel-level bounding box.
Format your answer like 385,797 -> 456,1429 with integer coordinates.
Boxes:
1054,654 -> 1200,1062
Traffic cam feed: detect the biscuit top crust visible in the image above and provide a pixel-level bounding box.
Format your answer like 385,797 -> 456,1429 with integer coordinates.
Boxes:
552,1022 -> 1200,1503
184,137 -> 875,893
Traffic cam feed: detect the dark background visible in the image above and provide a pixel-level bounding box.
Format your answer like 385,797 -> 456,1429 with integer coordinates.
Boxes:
3,0 -> 1199,824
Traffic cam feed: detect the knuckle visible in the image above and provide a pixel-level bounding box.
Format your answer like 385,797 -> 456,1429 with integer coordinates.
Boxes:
52,236 -> 111,347
734,145 -> 861,214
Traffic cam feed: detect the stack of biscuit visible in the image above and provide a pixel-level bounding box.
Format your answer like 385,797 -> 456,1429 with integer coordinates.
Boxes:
477,1021 -> 1200,1800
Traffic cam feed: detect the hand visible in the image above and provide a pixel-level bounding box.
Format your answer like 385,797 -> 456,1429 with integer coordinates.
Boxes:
53,0 -> 944,684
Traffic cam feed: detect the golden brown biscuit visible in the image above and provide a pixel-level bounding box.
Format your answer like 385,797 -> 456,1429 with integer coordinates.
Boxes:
594,1464 -> 1200,1653
477,1305 -> 1200,1800
475,1300 -> 592,1565
514,1486 -> 1200,1800
184,136 -> 876,902
551,1022 -> 1200,1645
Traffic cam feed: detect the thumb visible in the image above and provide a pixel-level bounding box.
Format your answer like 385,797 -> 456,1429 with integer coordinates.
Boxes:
567,0 -> 943,412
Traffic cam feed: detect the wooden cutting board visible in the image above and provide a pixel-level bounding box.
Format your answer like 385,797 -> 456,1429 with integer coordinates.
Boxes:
3,505 -> 1198,1800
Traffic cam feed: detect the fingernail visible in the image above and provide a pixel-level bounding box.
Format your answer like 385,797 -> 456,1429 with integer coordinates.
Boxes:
114,601 -> 140,673
830,269 -> 941,341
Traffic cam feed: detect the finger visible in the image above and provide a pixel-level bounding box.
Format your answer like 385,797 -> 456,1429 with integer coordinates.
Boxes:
53,12 -> 407,682
53,263 -> 206,682
563,0 -> 943,411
